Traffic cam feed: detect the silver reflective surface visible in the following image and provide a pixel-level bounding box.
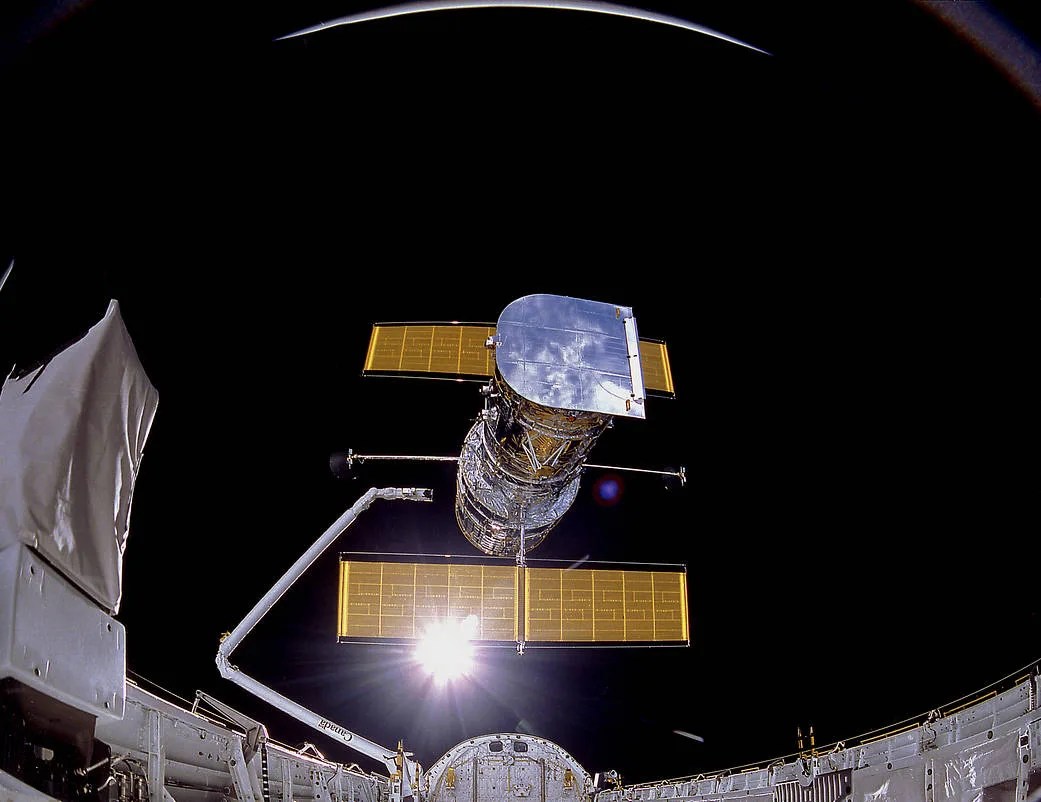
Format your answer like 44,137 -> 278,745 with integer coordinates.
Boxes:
495,294 -> 646,419
455,402 -> 589,556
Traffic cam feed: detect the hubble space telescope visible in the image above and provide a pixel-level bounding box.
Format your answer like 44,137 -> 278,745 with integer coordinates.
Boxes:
323,293 -> 690,657
344,292 -> 684,557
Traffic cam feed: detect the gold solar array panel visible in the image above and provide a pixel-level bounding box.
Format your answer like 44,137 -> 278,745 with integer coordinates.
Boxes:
338,560 -> 518,642
339,559 -> 688,646
363,324 -> 675,394
638,339 -> 675,396
363,324 -> 497,379
524,567 -> 688,643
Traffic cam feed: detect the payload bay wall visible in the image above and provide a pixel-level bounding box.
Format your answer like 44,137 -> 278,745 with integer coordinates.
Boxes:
93,682 -> 390,802
595,669 -> 1040,802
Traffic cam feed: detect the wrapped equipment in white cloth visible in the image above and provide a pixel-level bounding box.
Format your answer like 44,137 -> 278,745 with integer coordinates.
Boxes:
0,299 -> 158,614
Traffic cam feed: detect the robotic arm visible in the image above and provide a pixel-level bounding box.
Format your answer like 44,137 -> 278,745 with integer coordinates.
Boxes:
215,487 -> 431,802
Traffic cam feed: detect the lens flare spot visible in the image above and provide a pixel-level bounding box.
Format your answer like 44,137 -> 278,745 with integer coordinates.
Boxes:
593,473 -> 624,506
415,615 -> 478,684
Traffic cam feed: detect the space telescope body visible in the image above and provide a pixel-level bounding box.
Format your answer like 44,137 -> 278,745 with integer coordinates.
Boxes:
362,293 -> 676,557
456,294 -> 643,555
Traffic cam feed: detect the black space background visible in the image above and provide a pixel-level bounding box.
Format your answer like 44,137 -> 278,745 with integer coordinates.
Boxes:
2,0 -> 1039,785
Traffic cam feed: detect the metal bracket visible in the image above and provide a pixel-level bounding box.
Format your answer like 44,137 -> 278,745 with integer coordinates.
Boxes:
147,710 -> 165,802
228,737 -> 258,802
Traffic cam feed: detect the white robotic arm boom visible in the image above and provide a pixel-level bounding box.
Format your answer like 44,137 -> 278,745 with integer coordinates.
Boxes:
216,487 -> 431,801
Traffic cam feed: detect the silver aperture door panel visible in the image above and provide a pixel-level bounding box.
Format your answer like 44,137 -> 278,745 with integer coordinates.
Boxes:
495,294 -> 646,419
